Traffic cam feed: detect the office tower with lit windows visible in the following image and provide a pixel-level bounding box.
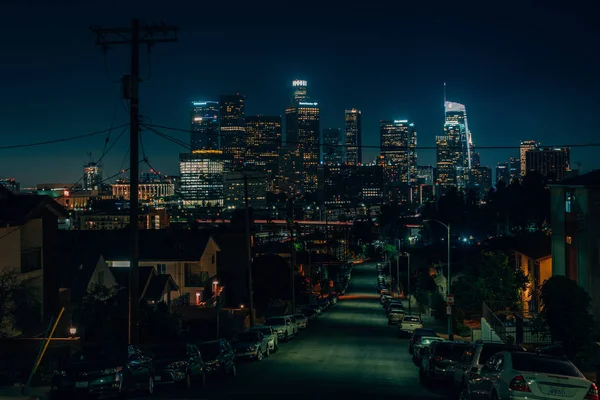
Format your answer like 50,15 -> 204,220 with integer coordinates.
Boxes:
380,120 -> 417,184
245,115 -> 282,191
224,171 -> 267,209
444,101 -> 473,189
525,147 -> 570,183
219,94 -> 246,166
191,101 -> 219,151
469,166 -> 492,195
496,158 -> 520,184
179,150 -> 229,207
0,178 -> 20,193
323,128 -> 344,165
345,109 -> 362,165
436,135 -> 455,188
520,140 -> 537,177
83,162 -> 102,190
285,80 -> 320,193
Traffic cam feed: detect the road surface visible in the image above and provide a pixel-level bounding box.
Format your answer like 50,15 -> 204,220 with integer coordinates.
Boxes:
154,262 -> 446,399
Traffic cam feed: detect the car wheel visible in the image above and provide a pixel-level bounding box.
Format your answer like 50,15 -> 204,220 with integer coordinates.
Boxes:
284,332 -> 289,342
459,386 -> 470,400
147,375 -> 155,395
256,350 -> 263,361
419,368 -> 428,386
491,391 -> 499,400
181,371 -> 191,389
265,347 -> 270,357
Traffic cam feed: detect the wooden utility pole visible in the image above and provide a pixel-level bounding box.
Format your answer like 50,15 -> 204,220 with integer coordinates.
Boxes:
91,19 -> 177,345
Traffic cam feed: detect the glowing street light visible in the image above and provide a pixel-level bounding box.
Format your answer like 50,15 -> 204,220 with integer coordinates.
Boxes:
69,327 -> 77,337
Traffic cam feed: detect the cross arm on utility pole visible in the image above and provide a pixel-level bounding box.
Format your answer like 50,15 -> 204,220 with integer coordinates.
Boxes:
90,23 -> 178,49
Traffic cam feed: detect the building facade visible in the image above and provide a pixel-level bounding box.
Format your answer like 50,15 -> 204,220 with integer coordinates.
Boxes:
380,120 -> 417,185
191,101 -> 220,151
526,147 -> 570,183
244,115 -> 281,191
322,128 -> 344,165
345,109 -> 362,165
224,171 -> 267,210
179,150 -> 229,207
520,140 -> 537,177
219,94 -> 246,166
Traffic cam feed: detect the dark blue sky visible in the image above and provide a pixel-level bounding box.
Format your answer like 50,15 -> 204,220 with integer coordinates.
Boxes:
1,1 -> 598,186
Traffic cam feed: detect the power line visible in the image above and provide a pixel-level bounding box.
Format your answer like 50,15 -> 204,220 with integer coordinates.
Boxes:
0,124 -> 129,151
142,122 -> 600,152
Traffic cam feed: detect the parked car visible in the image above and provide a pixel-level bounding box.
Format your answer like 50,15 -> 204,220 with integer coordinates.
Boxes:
388,309 -> 405,326
412,336 -> 444,365
398,315 -> 423,337
149,343 -> 206,388
233,331 -> 270,361
249,325 -> 279,353
301,308 -> 318,320
409,328 -> 437,354
197,339 -> 237,378
265,316 -> 295,341
461,351 -> 598,400
452,342 -> 526,391
420,341 -> 471,386
293,313 -> 308,329
50,344 -> 154,398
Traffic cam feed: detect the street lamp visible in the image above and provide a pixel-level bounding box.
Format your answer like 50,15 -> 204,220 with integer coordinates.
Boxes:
69,327 -> 77,338
424,219 -> 453,341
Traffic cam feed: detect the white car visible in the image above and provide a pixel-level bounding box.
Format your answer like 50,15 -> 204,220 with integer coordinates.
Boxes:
462,350 -> 598,400
293,314 -> 308,329
265,316 -> 295,342
249,325 -> 278,353
398,315 -> 423,336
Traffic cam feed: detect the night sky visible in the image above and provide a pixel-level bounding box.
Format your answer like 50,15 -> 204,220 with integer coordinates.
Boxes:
1,1 -> 599,187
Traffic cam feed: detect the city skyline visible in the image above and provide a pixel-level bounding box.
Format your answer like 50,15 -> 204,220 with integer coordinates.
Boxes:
1,2 -> 599,186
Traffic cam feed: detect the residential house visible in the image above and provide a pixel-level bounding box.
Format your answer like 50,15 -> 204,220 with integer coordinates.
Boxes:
0,186 -> 68,326
212,233 -> 251,308
550,170 -> 600,316
513,233 -> 552,314
57,229 -> 218,306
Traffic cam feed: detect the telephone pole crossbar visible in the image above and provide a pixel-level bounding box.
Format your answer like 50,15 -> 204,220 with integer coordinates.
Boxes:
90,19 -> 177,345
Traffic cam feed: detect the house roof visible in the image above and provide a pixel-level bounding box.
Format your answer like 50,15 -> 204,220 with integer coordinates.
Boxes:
0,190 -> 68,225
144,274 -> 179,301
57,244 -> 105,301
56,229 -> 213,261
110,266 -> 155,291
512,234 -> 552,260
551,170 -> 600,187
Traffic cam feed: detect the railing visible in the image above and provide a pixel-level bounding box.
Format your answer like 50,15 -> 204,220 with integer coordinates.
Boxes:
482,302 -> 507,342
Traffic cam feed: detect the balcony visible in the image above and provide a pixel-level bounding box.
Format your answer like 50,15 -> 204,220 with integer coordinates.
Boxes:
184,271 -> 209,288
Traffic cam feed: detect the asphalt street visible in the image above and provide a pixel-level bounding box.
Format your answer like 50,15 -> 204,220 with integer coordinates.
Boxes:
151,261 -> 447,400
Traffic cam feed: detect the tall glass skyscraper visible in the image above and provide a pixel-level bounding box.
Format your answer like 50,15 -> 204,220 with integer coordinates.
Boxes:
379,120 -> 417,184
345,109 -> 362,165
285,80 -> 320,193
245,115 -> 282,191
179,150 -> 229,207
190,101 -> 219,151
219,94 -> 246,166
323,128 -> 344,165
444,101 -> 473,189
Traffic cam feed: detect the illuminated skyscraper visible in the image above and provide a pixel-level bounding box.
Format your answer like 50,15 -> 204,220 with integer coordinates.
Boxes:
191,101 -> 219,151
219,94 -> 246,165
179,150 -> 229,207
444,101 -> 473,189
436,135 -> 455,188
245,115 -> 282,191
345,109 -> 362,165
520,140 -> 537,176
380,120 -> 417,184
323,128 -> 344,165
525,147 -> 570,183
83,162 -> 102,190
285,80 -> 320,193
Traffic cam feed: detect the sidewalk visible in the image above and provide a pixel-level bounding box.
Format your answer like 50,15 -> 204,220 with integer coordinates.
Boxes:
0,385 -> 49,400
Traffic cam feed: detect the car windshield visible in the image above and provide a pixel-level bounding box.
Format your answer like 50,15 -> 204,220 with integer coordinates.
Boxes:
479,345 -> 520,364
293,314 -> 306,320
69,347 -> 123,365
421,337 -> 442,345
152,345 -> 187,359
403,316 -> 421,323
266,318 -> 285,326
415,329 -> 436,337
433,343 -> 453,357
199,342 -> 221,360
238,332 -> 260,342
511,353 -> 583,377
451,345 -> 471,361
256,328 -> 271,335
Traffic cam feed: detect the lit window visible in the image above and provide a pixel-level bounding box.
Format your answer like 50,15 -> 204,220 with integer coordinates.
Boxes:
566,236 -> 572,245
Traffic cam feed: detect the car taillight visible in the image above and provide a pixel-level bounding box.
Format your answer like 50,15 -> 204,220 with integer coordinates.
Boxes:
509,375 -> 531,393
585,383 -> 599,400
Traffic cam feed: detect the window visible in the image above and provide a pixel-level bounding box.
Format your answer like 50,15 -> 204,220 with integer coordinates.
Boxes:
98,271 -> 105,285
157,264 -> 167,274
565,191 -> 574,213
566,236 -> 572,245
211,255 -> 215,265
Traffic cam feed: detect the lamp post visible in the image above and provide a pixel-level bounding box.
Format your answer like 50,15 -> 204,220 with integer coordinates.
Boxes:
425,219 -> 452,341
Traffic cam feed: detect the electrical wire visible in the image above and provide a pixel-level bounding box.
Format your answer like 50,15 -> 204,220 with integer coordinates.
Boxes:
140,45 -> 153,82
141,122 -> 600,151
103,49 -> 121,84
0,124 -> 129,151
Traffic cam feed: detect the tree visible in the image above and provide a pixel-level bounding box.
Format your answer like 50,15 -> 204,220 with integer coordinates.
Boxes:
252,254 -> 292,311
452,250 -> 528,311
539,275 -> 594,359
76,284 -> 124,344
0,269 -> 38,337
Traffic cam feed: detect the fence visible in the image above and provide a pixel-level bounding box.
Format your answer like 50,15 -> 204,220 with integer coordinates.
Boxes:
482,302 -> 507,342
